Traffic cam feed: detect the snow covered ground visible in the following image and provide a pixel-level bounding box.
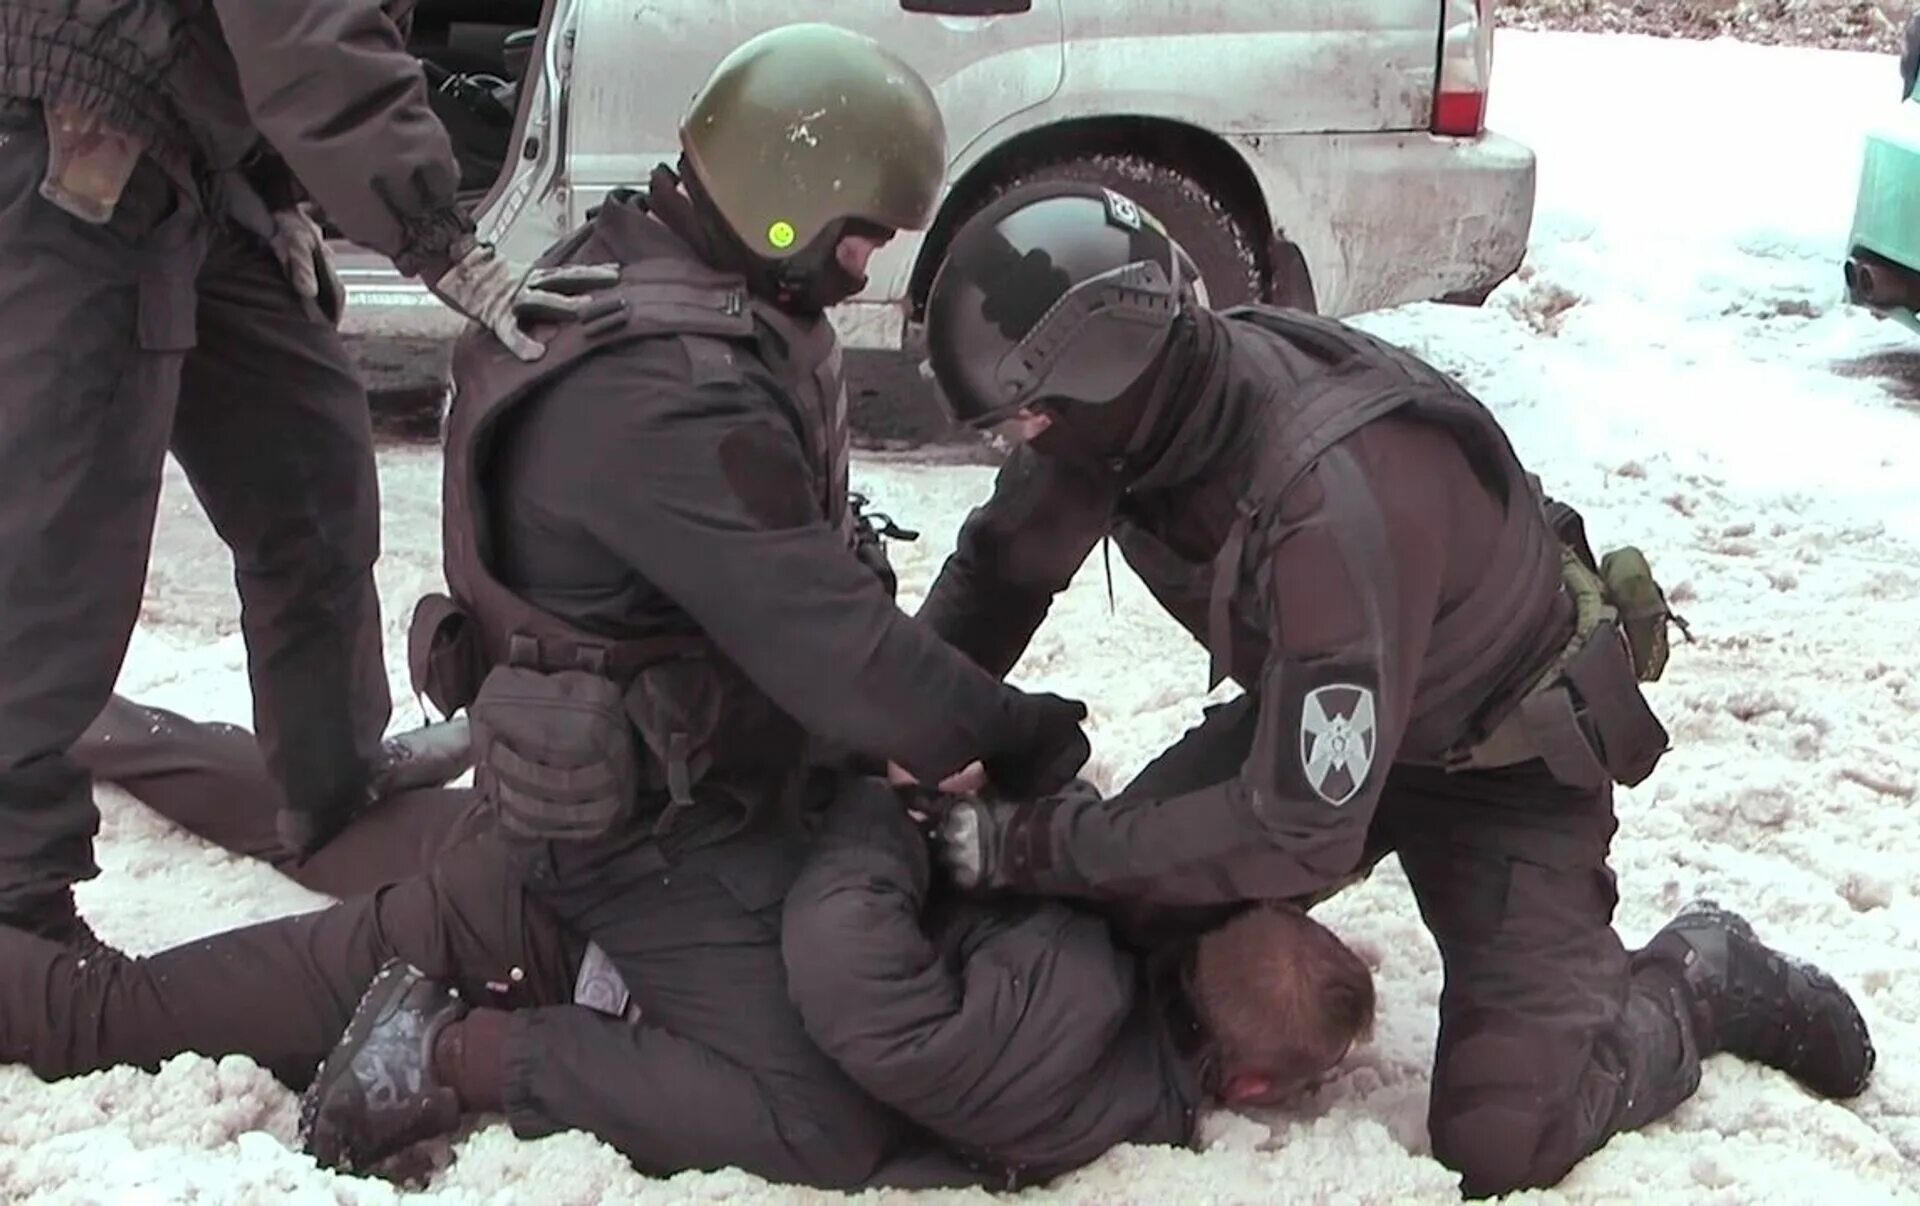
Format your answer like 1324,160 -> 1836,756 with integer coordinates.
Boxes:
5,28 -> 1919,1206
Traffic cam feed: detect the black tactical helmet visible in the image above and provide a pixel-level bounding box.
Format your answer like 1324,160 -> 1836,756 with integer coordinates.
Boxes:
680,24 -> 948,295
924,181 -> 1200,429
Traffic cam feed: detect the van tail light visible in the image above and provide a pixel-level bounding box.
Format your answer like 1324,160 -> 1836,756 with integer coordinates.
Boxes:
1433,0 -> 1493,136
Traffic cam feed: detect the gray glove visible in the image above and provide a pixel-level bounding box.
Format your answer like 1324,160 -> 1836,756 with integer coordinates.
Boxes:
931,776 -> 1104,891
935,800 -> 989,888
427,240 -> 622,361
270,205 -> 343,324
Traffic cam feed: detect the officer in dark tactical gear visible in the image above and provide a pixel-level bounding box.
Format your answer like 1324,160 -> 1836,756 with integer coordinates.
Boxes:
0,0 -> 616,953
911,181 -> 1878,1199
0,26 -> 1093,1189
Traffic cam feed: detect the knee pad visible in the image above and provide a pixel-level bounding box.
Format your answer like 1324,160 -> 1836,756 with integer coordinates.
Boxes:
1428,1023 -> 1593,1199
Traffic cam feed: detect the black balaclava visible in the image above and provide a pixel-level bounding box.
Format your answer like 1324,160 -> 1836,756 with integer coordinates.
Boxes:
647,157 -> 875,317
1026,305 -> 1221,480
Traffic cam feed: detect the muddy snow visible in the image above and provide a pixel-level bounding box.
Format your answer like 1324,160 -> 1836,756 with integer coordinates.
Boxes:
4,29 -> 1918,1206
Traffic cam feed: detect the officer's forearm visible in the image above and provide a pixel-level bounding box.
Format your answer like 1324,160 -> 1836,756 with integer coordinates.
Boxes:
836,610 -> 1042,785
1030,778 -> 1368,907
915,446 -> 1108,676
641,519 -> 1035,786
592,399 -> 1046,783
214,0 -> 471,277
916,556 -> 1052,679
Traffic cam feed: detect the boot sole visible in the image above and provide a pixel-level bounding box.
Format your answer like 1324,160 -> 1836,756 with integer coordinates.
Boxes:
297,960 -> 429,1169
1675,898 -> 1876,1098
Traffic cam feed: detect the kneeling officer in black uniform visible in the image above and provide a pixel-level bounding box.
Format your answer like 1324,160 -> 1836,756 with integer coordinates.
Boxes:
295,24 -> 1094,1180
911,182 -> 1876,1198
0,24 -> 1094,1188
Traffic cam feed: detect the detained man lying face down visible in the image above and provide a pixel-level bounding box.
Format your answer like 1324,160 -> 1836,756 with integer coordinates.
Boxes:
779,778 -> 1374,1186
33,698 -> 1374,1189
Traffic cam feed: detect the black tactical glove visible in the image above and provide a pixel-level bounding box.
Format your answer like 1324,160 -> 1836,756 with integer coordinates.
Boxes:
982,692 -> 1091,798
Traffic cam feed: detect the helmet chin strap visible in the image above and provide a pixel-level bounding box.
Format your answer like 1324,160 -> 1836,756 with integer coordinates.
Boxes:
768,219 -> 869,315
671,157 -> 867,316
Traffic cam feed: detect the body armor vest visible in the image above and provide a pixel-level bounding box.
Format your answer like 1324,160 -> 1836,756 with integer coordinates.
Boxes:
1117,303 -> 1666,784
1102,304 -> 1570,761
407,228 -> 852,716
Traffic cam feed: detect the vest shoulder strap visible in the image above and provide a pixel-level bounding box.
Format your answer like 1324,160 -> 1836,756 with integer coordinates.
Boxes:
1201,308 -> 1443,686
431,258 -> 760,698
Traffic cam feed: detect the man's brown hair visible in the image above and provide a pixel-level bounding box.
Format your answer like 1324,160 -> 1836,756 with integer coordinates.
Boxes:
1192,902 -> 1375,1099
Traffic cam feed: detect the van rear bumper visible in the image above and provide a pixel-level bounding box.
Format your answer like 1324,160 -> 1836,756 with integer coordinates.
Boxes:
1237,127 -> 1537,318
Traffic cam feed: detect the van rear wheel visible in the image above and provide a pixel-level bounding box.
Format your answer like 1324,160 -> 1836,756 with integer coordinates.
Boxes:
985,154 -> 1267,308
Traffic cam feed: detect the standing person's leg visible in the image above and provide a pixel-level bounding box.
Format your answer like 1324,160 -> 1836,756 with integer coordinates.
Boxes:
0,102 -> 205,943
72,696 -> 474,896
1380,761 -> 1871,1198
0,825 -> 575,1088
167,224 -> 390,857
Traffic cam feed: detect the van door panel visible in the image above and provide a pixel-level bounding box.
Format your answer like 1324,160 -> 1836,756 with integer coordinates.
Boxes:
1057,0 -> 1436,133
564,0 -> 1066,216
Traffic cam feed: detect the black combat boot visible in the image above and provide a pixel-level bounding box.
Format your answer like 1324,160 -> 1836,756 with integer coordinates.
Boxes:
365,717 -> 475,802
1638,900 -> 1875,1100
299,960 -> 468,1173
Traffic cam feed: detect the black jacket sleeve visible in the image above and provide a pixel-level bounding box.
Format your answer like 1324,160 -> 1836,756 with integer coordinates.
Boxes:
916,446 -> 1115,678
781,780 -> 1197,1180
212,0 -> 472,278
1015,439 -> 1448,906
570,349 -> 1047,787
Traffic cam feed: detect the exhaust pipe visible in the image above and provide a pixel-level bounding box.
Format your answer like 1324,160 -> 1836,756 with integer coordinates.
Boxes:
1846,251 -> 1920,310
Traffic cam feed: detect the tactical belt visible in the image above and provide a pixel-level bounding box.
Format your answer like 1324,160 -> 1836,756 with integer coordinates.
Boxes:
1445,544 -> 1672,788
503,630 -> 708,680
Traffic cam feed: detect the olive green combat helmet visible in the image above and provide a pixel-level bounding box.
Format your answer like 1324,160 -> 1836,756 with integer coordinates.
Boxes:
679,23 -> 948,266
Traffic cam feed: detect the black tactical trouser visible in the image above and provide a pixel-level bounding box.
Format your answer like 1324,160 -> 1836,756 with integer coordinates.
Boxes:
1118,695 -> 1698,1200
30,703 -> 902,1189
0,104 -> 389,920
514,790 -> 904,1187
74,694 -> 458,896
0,796 -> 573,1087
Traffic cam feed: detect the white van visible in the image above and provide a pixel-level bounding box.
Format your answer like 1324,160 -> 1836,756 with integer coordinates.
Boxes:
340,0 -> 1534,393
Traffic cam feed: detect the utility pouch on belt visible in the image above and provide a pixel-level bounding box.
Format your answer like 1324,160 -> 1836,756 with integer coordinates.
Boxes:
39,104 -> 145,224
1513,622 -> 1670,789
1599,546 -> 1691,682
1543,496 -> 1692,686
470,664 -> 640,841
1452,497 -> 1682,787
